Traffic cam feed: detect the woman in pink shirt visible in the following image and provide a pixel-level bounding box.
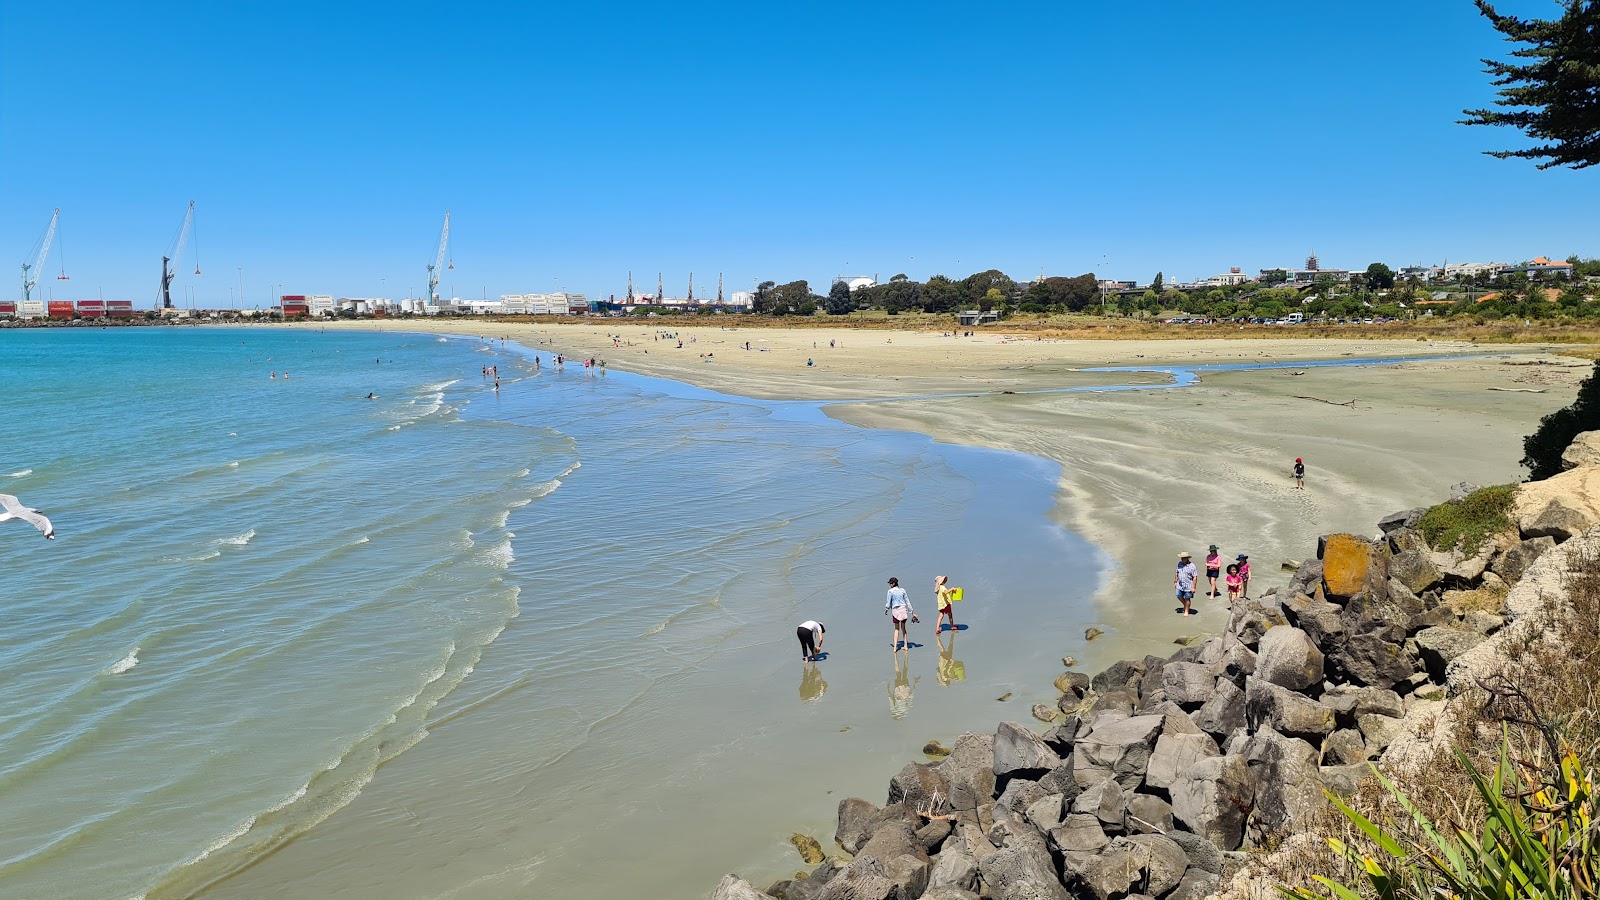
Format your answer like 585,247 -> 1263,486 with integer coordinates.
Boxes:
1204,545 -> 1222,598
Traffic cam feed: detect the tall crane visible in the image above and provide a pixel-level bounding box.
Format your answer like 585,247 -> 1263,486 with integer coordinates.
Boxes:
20,209 -> 59,303
426,211 -> 451,305
160,201 -> 197,309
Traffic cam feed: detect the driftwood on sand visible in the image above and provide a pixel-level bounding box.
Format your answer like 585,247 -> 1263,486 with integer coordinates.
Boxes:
1292,395 -> 1358,407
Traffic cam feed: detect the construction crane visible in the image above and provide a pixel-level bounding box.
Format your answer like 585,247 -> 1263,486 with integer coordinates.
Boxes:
160,201 -> 197,309
426,211 -> 451,305
19,209 -> 59,303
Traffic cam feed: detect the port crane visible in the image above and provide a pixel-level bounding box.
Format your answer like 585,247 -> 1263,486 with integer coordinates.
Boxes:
426,211 -> 451,305
159,201 -> 198,309
19,208 -> 60,303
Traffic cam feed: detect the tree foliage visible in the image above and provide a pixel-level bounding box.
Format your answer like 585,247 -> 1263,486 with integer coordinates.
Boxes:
825,280 -> 855,315
1365,262 -> 1396,289
1524,359 -> 1600,480
1462,0 -> 1600,169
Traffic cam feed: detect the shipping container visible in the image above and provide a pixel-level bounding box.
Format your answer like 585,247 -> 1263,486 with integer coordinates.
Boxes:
107,301 -> 134,318
283,303 -> 310,316
281,295 -> 308,302
77,301 -> 106,315
0,302 -> 16,315
48,301 -> 74,319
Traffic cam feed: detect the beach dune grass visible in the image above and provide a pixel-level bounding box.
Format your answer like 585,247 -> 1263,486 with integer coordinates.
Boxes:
1416,484 -> 1517,553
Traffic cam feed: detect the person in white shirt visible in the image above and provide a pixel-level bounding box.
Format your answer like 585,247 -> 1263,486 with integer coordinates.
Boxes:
797,620 -> 825,663
885,577 -> 917,653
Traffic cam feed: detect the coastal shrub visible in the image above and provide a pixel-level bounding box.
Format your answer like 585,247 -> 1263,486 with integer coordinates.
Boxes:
1524,360 -> 1600,481
1279,740 -> 1597,900
1416,485 -> 1517,552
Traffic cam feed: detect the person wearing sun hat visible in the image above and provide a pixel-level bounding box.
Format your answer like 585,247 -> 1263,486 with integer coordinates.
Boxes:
1204,544 -> 1222,598
1174,551 -> 1199,616
1236,553 -> 1252,598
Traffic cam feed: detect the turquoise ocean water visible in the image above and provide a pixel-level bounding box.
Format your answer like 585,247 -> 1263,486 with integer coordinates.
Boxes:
0,327 -> 1103,899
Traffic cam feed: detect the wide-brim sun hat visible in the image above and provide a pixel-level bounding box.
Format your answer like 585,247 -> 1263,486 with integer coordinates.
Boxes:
1178,551 -> 1192,558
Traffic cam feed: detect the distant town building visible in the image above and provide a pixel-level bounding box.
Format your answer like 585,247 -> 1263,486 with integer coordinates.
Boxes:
836,276 -> 878,291
1511,257 -> 1575,278
1443,262 -> 1508,280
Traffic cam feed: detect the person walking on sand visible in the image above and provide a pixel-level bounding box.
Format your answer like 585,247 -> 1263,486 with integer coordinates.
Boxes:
934,575 -> 956,634
1293,457 -> 1306,490
1236,554 -> 1252,599
797,620 -> 825,663
885,577 -> 917,652
1224,563 -> 1243,607
1204,545 -> 1222,598
1174,552 -> 1198,617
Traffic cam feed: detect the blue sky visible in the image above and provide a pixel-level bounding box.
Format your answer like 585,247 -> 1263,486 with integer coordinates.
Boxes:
1,0 -> 1594,305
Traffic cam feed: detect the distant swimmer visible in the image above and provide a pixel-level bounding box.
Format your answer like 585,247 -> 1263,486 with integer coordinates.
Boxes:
270,372 -> 276,379
365,393 -> 379,399
0,493 -> 54,540
797,620 -> 826,663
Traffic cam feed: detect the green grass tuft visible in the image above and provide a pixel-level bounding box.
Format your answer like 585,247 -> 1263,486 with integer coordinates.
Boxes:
1416,484 -> 1518,552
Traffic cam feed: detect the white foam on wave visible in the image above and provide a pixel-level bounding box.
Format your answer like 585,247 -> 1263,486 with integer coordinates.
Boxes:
228,462 -> 239,468
213,529 -> 256,546
350,535 -> 370,545
187,815 -> 256,865
106,648 -> 139,675
480,537 -> 514,570
188,550 -> 221,562
5,469 -> 32,478
513,468 -> 530,479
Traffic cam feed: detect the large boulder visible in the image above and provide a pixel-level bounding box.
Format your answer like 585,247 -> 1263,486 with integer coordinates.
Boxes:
1414,626 -> 1487,682
993,721 -> 1060,782
1254,626 -> 1325,691
1389,550 -> 1442,595
1320,534 -> 1388,601
938,732 -> 998,812
1073,777 -> 1130,831
1242,727 -> 1325,838
1378,508 -> 1426,534
1163,662 -> 1216,706
710,874 -> 771,900
1286,558 -> 1325,598
1170,754 -> 1255,850
816,857 -> 900,900
1321,728 -> 1369,765
1145,731 -> 1222,792
888,762 -> 949,811
1280,594 -> 1345,652
837,798 -> 881,853
1075,838 -> 1151,900
1562,430 -> 1600,470
856,820 -> 927,868
1246,678 -> 1336,740
1073,715 -> 1163,788
1230,599 -> 1288,649
1124,834 -> 1192,898
1166,829 -> 1224,875
1327,633 -> 1415,690
1091,658 -> 1148,696
1191,677 -> 1246,738
1491,536 -> 1557,585
1357,713 -> 1405,753
928,849 -> 980,892
1127,793 -> 1174,834
1049,813 -> 1112,853
979,831 -> 1072,900
1024,793 -> 1066,833
1516,466 -> 1600,542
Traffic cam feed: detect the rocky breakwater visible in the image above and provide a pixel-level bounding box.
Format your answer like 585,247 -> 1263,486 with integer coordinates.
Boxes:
711,434 -> 1600,900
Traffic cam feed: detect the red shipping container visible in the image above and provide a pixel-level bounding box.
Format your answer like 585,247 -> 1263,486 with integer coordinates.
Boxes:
0,302 -> 17,315
48,301 -> 74,319
283,303 -> 310,316
281,295 -> 308,302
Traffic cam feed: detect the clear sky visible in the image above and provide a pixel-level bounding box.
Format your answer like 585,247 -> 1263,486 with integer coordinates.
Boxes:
1,0 -> 1594,306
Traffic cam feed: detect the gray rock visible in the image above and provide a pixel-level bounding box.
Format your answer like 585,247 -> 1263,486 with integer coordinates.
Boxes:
928,849 -> 980,891
1163,662 -> 1216,706
937,732 -> 997,812
1281,593 -> 1345,652
1168,869 -> 1221,900
1254,626 -> 1325,691
884,853 -> 931,899
1491,536 -> 1557,585
1073,777 -> 1130,831
1127,793 -> 1174,834
1561,430 -> 1600,470
816,857 -> 898,900
1166,829 -> 1223,875
1048,813 -> 1111,852
1089,689 -> 1138,718
1170,753 -> 1255,850
1092,658 -> 1148,696
1449,481 -> 1480,501
1321,728 -> 1368,765
916,817 -> 953,852
1523,498 -> 1593,543
1041,717 -> 1081,757
1230,599 -> 1288,649
1074,714 -> 1164,788
856,820 -> 927,869
1056,670 -> 1091,696
774,860 -> 842,900
1328,633 -> 1416,690
1035,761 -> 1082,803
1031,703 -> 1057,723
993,721 -> 1060,781
1125,834 -> 1191,898
1321,685 -> 1405,719
1190,677 -> 1246,738
1246,678 -> 1336,740
1215,642 -> 1259,685
1378,508 -> 1426,534
1442,547 -> 1493,584
1287,558 -> 1325,597
1145,731 -> 1222,791
1414,626 -> 1487,682
922,889 -> 981,900
836,797 -> 880,853
1357,713 -> 1405,752
979,832 -> 1072,900
1320,763 -> 1372,797
996,778 -> 1050,819
1139,659 -> 1168,707
1077,837 -> 1151,900
955,821 -> 997,862
1242,727 -> 1325,838
1024,793 -> 1065,833
888,762 -> 949,811
1408,605 -> 1461,633
710,874 -> 771,900
1464,610 -> 1506,635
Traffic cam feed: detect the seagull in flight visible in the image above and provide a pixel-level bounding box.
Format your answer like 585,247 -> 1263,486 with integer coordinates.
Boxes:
0,494 -> 54,540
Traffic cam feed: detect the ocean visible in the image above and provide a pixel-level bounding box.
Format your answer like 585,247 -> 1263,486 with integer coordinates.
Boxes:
0,327 -> 1102,899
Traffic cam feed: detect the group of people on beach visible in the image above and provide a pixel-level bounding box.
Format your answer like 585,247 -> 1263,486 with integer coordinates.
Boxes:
1173,547 -> 1250,616
796,574 -> 964,664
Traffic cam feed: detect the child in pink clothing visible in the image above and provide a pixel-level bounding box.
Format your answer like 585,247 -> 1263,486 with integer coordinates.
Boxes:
1225,564 -> 1243,607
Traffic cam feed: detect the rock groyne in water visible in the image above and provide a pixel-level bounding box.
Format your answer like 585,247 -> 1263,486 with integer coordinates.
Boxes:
711,433 -> 1600,900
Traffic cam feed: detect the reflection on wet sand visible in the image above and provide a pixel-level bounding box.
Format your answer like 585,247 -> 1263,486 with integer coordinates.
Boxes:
799,666 -> 828,703
888,656 -> 919,719
935,631 -> 966,687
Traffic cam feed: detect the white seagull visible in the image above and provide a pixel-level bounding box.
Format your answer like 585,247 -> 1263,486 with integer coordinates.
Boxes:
0,493 -> 54,540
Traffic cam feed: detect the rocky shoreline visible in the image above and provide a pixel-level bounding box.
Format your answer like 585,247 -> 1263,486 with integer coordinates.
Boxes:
710,435 -> 1600,900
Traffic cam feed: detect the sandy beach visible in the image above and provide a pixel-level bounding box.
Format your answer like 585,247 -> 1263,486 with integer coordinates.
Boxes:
328,319 -> 1584,667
